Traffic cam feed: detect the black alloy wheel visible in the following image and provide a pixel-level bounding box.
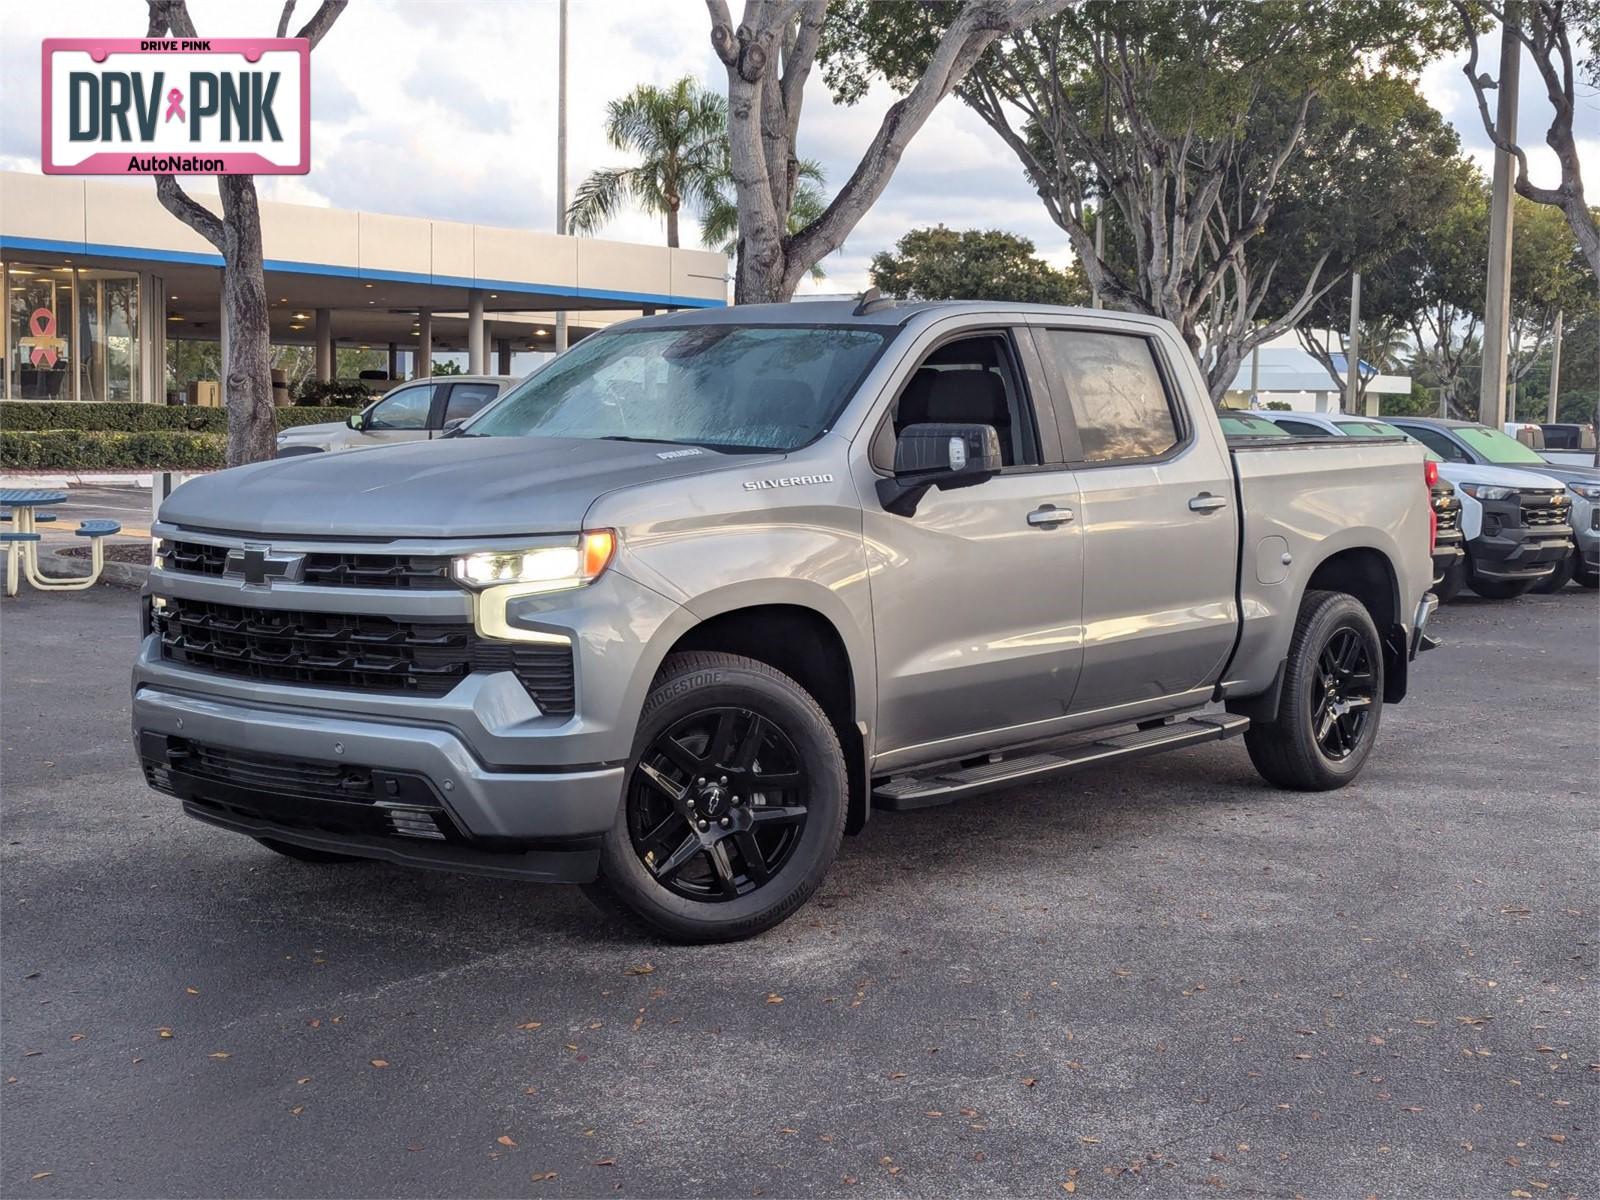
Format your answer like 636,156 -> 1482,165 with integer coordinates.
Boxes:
1310,628 -> 1375,761
627,706 -> 809,901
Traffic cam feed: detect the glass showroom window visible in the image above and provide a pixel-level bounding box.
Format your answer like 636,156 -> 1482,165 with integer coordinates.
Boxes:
78,269 -> 141,403
6,263 -> 75,400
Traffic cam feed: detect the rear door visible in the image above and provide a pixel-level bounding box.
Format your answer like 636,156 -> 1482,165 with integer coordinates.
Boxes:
863,323 -> 1085,761
435,380 -> 505,430
1030,321 -> 1239,715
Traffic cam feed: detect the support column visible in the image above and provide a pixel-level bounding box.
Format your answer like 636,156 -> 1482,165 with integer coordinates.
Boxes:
1546,310 -> 1563,423
1344,271 -> 1362,415
218,271 -> 230,409
1479,6 -> 1520,429
417,309 -> 432,378
467,290 -> 485,374
554,0 -> 570,353
496,338 -> 512,375
314,308 -> 333,382
387,342 -> 399,381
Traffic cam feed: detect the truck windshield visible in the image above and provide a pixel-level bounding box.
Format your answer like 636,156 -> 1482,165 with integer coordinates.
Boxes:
464,324 -> 889,452
1334,419 -> 1443,463
1456,425 -> 1548,465
1217,413 -> 1291,438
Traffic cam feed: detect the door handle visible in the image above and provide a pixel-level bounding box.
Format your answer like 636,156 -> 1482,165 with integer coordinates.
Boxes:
1027,504 -> 1074,527
1188,493 -> 1228,513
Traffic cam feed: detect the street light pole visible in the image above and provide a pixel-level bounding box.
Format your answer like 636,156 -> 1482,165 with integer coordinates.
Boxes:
1546,309 -> 1563,423
553,0 -> 569,355
1479,4 -> 1521,430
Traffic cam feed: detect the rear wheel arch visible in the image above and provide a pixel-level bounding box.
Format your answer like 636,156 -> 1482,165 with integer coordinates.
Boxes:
1301,546 -> 1407,703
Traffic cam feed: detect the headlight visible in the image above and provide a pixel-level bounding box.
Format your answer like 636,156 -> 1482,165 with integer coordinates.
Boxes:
1459,483 -> 1516,500
451,530 -> 615,592
1568,484 -> 1600,501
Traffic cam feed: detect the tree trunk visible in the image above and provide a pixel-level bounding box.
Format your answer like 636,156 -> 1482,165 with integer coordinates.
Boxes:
666,204 -> 680,249
219,176 -> 276,466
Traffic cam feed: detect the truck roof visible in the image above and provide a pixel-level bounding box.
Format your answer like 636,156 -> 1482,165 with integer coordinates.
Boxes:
1385,416 -> 1475,429
623,299 -> 1116,330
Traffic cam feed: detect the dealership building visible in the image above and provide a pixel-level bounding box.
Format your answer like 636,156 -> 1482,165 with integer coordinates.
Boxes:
0,171 -> 729,405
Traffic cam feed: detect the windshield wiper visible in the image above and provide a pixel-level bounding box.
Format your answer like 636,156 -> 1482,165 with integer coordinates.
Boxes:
597,435 -> 684,445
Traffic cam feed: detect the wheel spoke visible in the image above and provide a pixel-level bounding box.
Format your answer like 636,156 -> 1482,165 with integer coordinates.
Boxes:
732,830 -> 769,884
748,769 -> 802,793
639,810 -> 687,855
657,735 -> 703,777
1336,632 -> 1362,674
707,841 -> 739,897
748,805 -> 808,827
707,710 -> 738,768
730,714 -> 767,772
652,834 -> 702,882
637,761 -> 688,803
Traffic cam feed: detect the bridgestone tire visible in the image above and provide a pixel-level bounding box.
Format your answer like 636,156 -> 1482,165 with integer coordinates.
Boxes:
584,652 -> 847,944
1244,590 -> 1384,792
254,838 -> 364,864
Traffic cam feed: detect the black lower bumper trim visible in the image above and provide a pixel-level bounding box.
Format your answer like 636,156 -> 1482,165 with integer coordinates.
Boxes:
182,801 -> 600,883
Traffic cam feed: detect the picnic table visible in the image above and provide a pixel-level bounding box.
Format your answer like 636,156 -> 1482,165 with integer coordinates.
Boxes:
1,487 -> 122,595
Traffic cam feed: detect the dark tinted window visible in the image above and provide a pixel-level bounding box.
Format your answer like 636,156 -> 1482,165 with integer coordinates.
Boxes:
444,381 -> 501,423
467,325 -> 887,451
1403,425 -> 1469,462
1044,330 -> 1177,462
890,334 -> 1038,467
1275,418 -> 1327,437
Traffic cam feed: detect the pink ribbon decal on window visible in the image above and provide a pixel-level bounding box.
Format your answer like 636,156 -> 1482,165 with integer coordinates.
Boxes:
24,309 -> 61,368
164,87 -> 185,123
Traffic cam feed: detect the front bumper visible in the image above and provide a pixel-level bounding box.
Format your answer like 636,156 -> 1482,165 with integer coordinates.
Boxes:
1468,527 -> 1573,580
134,684 -> 623,881
1431,530 -> 1465,587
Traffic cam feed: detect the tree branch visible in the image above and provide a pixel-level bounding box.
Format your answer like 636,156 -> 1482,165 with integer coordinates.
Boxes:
154,175 -> 226,252
276,0 -> 296,38
293,0 -> 347,50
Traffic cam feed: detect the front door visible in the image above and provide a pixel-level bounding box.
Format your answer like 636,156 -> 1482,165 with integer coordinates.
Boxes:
864,329 -> 1085,761
360,382 -> 437,446
1032,324 -> 1239,715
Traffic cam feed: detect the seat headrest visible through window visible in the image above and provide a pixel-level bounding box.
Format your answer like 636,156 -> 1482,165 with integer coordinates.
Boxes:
899,368 -> 1010,431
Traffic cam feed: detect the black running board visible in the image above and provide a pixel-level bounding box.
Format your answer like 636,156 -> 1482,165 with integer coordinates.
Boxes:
871,713 -> 1250,811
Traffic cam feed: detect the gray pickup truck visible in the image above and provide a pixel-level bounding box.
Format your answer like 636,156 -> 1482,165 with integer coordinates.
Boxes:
134,301 -> 1437,942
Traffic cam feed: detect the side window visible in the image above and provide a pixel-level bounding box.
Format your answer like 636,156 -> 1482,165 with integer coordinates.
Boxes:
444,382 -> 501,424
366,384 -> 435,430
1276,419 -> 1326,437
1407,426 -> 1468,462
1044,330 -> 1179,463
883,333 -> 1040,468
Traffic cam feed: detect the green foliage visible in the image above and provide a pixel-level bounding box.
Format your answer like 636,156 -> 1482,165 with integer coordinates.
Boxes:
1,429 -> 226,471
870,226 -> 1089,305
429,359 -> 464,376
567,77 -> 728,247
0,402 -> 360,433
1263,401 -> 1292,411
294,379 -> 374,407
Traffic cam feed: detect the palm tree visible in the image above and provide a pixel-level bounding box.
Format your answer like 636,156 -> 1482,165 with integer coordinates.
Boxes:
700,159 -> 831,280
566,78 -> 727,249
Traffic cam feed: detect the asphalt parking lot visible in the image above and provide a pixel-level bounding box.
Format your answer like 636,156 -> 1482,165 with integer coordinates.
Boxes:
2,584 -> 1595,1199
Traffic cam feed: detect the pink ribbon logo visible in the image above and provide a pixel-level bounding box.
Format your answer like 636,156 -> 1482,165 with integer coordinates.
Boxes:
25,309 -> 60,368
164,87 -> 185,123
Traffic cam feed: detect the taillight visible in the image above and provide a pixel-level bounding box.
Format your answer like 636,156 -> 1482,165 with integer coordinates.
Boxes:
1423,461 -> 1438,553
1423,460 -> 1438,487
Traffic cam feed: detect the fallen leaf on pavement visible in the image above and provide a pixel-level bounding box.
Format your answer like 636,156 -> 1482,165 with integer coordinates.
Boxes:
498,1136 -> 517,1148
624,963 -> 655,976
531,1172 -> 557,1182
765,994 -> 784,1004
370,1059 -> 389,1069
207,1052 -> 230,1059
517,1022 -> 543,1031
157,1029 -> 173,1039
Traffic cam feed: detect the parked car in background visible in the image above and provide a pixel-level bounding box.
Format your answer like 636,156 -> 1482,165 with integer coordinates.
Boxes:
136,301 -> 1437,942
1386,417 -> 1587,595
1248,411 -> 1464,593
275,375 -> 519,456
1503,421 -> 1600,469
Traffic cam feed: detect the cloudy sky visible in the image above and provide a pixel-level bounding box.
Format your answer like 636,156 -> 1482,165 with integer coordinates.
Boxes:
1,0 -> 1592,298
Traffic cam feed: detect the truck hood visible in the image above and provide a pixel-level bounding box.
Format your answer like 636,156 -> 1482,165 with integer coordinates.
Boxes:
1518,461 -> 1600,487
1436,462 -> 1567,491
161,436 -> 779,538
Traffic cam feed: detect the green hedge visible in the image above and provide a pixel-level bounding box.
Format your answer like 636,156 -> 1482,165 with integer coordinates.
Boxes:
0,401 -> 361,433
295,380 -> 374,407
2,429 -> 226,471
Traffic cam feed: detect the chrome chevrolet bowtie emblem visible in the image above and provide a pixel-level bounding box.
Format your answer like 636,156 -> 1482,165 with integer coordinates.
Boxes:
224,545 -> 305,587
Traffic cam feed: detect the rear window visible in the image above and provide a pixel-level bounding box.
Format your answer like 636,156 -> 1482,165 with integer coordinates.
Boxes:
1218,413 -> 1291,438
1044,330 -> 1179,462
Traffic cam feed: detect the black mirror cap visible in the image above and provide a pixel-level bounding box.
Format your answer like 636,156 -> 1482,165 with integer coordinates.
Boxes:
893,422 -> 1003,477
878,422 -> 1003,517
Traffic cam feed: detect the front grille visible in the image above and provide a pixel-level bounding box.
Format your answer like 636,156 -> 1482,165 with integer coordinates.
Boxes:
162,540 -> 456,590
1435,503 -> 1461,533
154,596 -> 575,714
173,741 -> 379,803
1522,495 -> 1571,528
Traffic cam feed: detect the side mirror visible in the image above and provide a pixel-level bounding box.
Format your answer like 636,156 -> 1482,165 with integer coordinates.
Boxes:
876,422 -> 1003,517
440,417 -> 466,437
346,413 -> 364,431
